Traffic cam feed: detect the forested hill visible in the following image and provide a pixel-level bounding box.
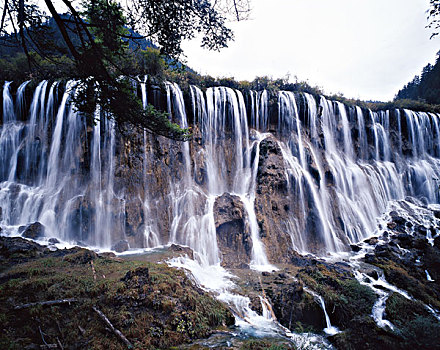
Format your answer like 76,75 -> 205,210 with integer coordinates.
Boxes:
0,14 -> 153,59
396,51 -> 440,104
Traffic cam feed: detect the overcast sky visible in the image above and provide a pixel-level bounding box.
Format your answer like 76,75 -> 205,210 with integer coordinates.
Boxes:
182,0 -> 439,101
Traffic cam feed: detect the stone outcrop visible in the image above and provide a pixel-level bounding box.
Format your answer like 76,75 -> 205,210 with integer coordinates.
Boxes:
214,193 -> 252,268
21,222 -> 45,239
111,240 -> 130,253
254,136 -> 296,263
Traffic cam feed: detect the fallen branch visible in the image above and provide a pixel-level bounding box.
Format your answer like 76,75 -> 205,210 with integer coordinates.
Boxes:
92,306 -> 132,348
91,260 -> 97,281
56,337 -> 64,350
14,298 -> 78,310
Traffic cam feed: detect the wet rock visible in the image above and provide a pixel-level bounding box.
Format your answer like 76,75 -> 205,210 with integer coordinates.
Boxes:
434,236 -> 440,249
374,244 -> 399,258
99,251 -> 116,258
111,240 -> 130,253
387,221 -> 397,230
254,136 -> 298,263
263,277 -> 325,331
48,237 -> 60,245
364,253 -> 377,264
0,236 -> 46,266
364,237 -> 378,245
248,294 -> 263,315
124,198 -> 144,237
290,253 -> 313,267
21,222 -> 45,239
350,244 -> 362,252
168,244 -> 194,260
214,193 -> 252,268
278,272 -> 287,279
393,216 -> 406,225
366,270 -> 379,280
434,210 -> 440,219
63,248 -> 97,264
413,237 -> 429,250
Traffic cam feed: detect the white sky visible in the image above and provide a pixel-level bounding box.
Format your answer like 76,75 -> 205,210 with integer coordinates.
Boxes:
182,0 -> 440,101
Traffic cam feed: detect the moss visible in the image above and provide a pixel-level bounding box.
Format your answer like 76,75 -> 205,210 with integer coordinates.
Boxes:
0,239 -> 234,349
374,260 -> 440,310
330,316 -> 399,350
384,293 -> 440,349
298,264 -> 376,329
239,339 -> 294,350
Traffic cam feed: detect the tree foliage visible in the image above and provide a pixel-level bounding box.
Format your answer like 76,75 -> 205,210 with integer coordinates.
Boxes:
396,51 -> 440,105
0,0 -> 250,140
428,0 -> 440,38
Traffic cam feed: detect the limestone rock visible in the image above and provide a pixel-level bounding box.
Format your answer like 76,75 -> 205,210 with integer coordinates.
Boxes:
214,193 -> 252,268
111,240 -> 130,253
21,222 -> 45,239
254,136 -> 295,263
169,244 -> 194,260
48,238 -> 60,245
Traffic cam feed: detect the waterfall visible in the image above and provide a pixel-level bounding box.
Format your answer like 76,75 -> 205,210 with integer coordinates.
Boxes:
166,84 -> 272,269
304,286 -> 340,335
0,81 -> 122,247
1,80 -> 440,264
140,77 -> 160,247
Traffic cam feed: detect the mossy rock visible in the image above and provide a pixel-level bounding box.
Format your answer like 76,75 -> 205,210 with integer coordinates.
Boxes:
330,316 -> 401,350
239,339 -> 294,350
0,237 -> 234,349
385,293 -> 440,349
298,264 -> 376,329
62,248 -> 98,264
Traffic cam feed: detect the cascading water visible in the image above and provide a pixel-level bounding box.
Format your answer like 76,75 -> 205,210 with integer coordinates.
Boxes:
165,83 -> 273,269
2,80 -> 440,263
0,81 -> 123,247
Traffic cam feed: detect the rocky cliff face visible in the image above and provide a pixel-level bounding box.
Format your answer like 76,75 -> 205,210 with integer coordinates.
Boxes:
214,192 -> 252,268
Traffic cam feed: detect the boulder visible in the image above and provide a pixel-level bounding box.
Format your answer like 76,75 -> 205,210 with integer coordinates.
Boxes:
21,222 -> 45,239
48,237 -> 60,245
350,244 -> 362,252
364,237 -> 378,245
63,248 -> 98,264
111,240 -> 130,253
169,244 -> 194,260
0,236 -> 45,260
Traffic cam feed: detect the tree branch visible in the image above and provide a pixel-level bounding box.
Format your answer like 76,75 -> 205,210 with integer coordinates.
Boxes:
14,298 -> 78,310
43,0 -> 81,61
92,306 -> 133,348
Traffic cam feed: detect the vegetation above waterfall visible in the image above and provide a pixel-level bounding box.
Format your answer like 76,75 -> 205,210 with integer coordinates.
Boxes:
396,50 -> 440,106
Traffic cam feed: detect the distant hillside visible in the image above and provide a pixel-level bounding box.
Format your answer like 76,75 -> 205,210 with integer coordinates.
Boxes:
396,51 -> 440,104
0,14 -> 154,59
